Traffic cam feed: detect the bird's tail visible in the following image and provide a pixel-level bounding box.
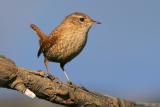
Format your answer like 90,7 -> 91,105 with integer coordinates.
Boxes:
30,24 -> 47,41
31,24 -> 47,57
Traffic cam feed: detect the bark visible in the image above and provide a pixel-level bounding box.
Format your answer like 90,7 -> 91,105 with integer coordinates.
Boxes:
0,55 -> 156,107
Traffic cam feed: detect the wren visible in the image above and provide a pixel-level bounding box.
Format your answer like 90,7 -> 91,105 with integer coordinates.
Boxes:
31,12 -> 100,82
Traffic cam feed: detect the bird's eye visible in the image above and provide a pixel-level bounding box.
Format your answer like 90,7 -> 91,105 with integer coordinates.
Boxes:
79,17 -> 85,22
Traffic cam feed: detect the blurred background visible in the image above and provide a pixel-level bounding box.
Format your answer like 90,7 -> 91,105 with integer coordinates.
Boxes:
0,0 -> 160,106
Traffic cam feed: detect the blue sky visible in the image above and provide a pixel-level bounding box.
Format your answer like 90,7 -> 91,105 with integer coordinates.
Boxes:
0,0 -> 160,102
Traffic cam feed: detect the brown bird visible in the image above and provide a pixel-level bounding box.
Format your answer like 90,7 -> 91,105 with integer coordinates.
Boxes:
31,12 -> 100,82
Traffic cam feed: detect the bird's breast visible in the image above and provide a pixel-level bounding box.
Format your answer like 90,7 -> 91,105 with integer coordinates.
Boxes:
46,32 -> 88,63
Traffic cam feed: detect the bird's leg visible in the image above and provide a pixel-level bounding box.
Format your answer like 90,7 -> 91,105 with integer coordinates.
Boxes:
62,69 -> 77,89
44,58 -> 49,74
60,63 -> 77,88
44,58 -> 55,80
63,70 -> 70,82
60,63 -> 71,82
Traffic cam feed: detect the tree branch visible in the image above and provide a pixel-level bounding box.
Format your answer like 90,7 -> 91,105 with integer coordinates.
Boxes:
0,55 -> 156,107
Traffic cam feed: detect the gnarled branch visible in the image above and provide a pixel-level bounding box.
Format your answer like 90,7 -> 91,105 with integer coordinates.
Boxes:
0,55 -> 155,107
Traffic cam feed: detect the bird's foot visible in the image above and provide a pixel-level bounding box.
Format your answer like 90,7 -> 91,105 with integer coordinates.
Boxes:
32,70 -> 46,77
66,81 -> 78,102
67,81 -> 77,90
47,74 -> 55,80
31,70 -> 60,82
67,81 -> 73,85
47,74 -> 60,83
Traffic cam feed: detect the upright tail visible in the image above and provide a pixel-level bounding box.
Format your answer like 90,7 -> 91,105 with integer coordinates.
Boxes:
31,24 -> 47,57
30,24 -> 47,41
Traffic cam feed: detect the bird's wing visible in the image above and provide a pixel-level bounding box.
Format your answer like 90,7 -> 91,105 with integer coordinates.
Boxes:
37,35 -> 59,58
37,25 -> 62,58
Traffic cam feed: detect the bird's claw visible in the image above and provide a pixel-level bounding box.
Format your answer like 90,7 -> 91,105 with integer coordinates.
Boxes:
67,81 -> 73,85
47,74 -> 55,80
47,74 -> 60,83
67,81 -> 77,90
32,70 -> 46,77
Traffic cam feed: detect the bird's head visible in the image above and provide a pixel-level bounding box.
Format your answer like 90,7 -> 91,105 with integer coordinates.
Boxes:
62,12 -> 101,32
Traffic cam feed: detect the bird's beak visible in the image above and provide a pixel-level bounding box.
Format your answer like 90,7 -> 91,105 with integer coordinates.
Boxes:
92,20 -> 101,24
